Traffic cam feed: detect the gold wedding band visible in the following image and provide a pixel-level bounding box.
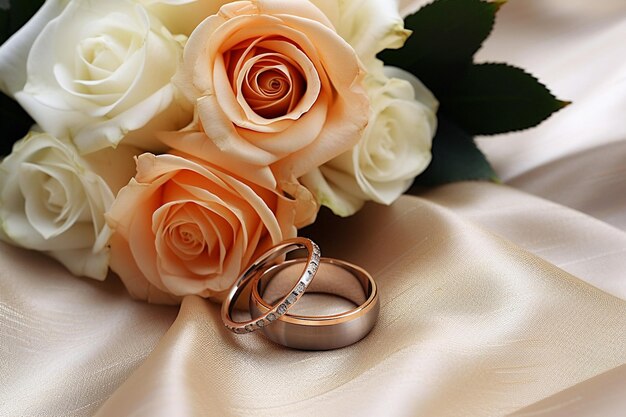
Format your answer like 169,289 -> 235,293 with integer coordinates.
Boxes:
249,257 -> 379,350
221,237 -> 320,334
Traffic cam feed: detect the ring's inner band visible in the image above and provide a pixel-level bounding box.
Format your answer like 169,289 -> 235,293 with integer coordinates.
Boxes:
258,260 -> 369,309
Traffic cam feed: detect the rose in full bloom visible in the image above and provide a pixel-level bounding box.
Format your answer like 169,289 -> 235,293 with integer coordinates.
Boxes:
106,153 -> 299,304
164,0 -> 370,191
0,0 -> 192,155
0,132 -> 119,280
302,68 -> 438,216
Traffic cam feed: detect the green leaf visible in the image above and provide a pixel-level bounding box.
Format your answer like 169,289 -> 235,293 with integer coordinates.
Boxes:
0,92 -> 33,156
0,0 -> 45,45
440,63 -> 570,135
379,0 -> 501,95
410,117 -> 497,188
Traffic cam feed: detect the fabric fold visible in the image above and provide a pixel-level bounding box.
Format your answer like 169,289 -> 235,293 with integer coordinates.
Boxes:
94,190 -> 626,417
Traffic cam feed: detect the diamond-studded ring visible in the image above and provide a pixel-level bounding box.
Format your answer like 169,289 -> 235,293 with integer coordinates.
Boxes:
221,237 -> 321,335
249,257 -> 379,350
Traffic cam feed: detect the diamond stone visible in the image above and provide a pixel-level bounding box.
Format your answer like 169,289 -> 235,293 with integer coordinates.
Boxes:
267,313 -> 277,322
256,320 -> 265,328
244,324 -> 254,332
287,294 -> 297,305
296,282 -> 306,293
277,304 -> 287,315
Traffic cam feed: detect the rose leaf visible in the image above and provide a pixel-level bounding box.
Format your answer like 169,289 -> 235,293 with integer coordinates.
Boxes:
378,0 -> 502,95
410,116 -> 498,188
440,63 -> 571,135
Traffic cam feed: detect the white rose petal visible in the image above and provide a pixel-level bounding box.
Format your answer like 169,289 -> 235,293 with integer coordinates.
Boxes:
384,66 -> 439,112
0,132 -> 115,280
310,0 -> 411,69
0,0 -> 69,97
398,0 -> 431,18
137,0 -> 225,36
10,0 -> 191,155
303,71 -> 437,216
300,167 -> 366,217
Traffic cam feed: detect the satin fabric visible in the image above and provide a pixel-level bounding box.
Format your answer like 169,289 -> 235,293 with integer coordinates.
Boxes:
511,365 -> 626,417
2,182 -> 625,416
2,0 -> 626,416
94,187 -> 626,417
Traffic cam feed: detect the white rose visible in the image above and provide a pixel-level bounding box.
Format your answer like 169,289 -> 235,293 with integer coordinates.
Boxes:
0,0 -> 191,155
0,132 -> 117,280
302,67 -> 437,216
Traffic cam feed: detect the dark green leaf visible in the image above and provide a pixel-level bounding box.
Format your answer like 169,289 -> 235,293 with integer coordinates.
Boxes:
410,117 -> 497,188
0,92 -> 33,156
379,0 -> 501,95
0,0 -> 45,45
440,63 -> 570,135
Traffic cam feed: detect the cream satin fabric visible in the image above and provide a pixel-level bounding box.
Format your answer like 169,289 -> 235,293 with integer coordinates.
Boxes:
2,1 -> 626,416
93,186 -> 626,417
3,184 -> 626,416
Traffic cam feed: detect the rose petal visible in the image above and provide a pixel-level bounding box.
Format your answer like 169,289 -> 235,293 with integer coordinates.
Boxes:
140,0 -> 225,36
335,0 -> 411,65
50,246 -> 110,281
300,167 -> 364,217
109,231 -> 182,304
196,94 -> 278,165
19,162 -> 88,239
159,131 -> 277,189
0,0 -> 68,96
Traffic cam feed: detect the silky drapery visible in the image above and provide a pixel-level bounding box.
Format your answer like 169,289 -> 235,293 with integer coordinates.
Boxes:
2,0 -> 626,416
94,184 -> 626,417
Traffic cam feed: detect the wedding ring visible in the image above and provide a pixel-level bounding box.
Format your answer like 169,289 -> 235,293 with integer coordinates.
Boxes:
250,258 -> 379,350
221,237 -> 321,334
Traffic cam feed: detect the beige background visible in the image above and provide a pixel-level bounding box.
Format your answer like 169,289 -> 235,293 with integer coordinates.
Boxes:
1,1 -> 626,416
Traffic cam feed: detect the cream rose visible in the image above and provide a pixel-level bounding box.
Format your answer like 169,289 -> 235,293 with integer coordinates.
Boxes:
0,132 -> 116,280
4,0 -> 191,155
302,68 -> 438,216
106,152 -> 298,304
164,0 -> 369,188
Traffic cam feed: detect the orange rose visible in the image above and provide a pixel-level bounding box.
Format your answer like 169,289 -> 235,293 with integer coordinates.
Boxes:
106,152 -> 298,304
165,0 -> 369,189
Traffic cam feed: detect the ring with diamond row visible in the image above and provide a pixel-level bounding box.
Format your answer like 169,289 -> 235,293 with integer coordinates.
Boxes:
221,237 -> 321,334
249,257 -> 379,350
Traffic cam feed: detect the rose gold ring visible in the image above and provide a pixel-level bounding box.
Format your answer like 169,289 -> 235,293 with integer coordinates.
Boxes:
250,258 -> 379,350
221,237 -> 320,334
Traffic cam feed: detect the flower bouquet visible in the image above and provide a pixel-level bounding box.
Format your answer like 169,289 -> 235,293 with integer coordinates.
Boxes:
0,0 -> 566,304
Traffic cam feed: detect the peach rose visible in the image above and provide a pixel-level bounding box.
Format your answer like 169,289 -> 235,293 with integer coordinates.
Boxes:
106,152 -> 298,304
164,0 -> 369,189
